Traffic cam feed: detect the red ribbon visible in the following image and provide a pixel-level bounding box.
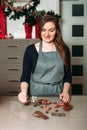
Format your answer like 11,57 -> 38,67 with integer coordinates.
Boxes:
24,23 -> 32,39
35,19 -> 39,39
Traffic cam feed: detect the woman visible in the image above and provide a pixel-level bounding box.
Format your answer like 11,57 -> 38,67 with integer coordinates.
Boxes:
18,14 -> 72,104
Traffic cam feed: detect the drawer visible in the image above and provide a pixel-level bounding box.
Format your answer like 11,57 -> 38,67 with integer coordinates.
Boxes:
0,64 -> 22,75
0,52 -> 24,63
0,76 -> 20,95
0,75 -> 20,86
0,39 -> 28,52
0,39 -> 40,52
0,44 -> 26,53
0,86 -> 19,96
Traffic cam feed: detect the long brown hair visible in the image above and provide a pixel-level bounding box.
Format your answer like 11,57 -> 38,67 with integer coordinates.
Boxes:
38,15 -> 71,69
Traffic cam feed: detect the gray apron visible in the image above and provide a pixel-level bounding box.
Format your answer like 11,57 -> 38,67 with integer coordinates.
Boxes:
30,43 -> 64,96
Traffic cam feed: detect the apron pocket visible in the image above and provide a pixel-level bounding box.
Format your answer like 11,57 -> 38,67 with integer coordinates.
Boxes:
30,80 -> 63,96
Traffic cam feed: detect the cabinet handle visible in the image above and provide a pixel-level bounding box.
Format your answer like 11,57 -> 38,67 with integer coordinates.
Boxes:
8,68 -> 20,71
8,56 -> 19,59
8,90 -> 19,94
8,79 -> 19,82
8,45 -> 19,47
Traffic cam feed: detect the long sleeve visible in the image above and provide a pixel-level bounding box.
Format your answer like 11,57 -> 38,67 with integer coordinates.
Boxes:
20,44 -> 38,85
63,46 -> 72,84
63,68 -> 72,83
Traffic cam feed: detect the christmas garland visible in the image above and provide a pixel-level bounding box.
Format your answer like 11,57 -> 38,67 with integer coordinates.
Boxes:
4,0 -> 61,26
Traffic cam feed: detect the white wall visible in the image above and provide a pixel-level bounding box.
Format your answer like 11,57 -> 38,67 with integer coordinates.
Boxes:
36,0 -> 60,14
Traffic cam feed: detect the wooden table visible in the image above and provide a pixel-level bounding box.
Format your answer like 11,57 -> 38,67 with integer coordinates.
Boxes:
0,96 -> 87,130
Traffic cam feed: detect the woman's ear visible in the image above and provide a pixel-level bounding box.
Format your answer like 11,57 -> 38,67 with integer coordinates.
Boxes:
56,30 -> 59,34
56,31 -> 59,35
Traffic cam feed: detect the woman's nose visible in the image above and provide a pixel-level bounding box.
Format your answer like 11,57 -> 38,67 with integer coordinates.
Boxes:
45,31 -> 49,36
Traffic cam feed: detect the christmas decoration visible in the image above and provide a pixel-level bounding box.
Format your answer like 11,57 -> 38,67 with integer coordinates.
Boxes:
4,0 -> 40,26
24,22 -> 32,39
3,0 -> 41,39
5,33 -> 13,39
4,0 -> 61,26
35,19 -> 39,38
3,0 -> 61,39
0,4 -> 7,39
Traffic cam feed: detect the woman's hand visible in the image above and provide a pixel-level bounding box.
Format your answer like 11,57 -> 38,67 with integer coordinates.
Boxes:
18,92 -> 29,104
59,91 -> 71,103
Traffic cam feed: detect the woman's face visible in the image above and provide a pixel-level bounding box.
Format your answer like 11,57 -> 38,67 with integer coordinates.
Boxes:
41,22 -> 57,43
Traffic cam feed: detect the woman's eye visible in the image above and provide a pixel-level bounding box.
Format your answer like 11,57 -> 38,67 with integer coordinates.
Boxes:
42,28 -> 56,32
50,30 -> 54,32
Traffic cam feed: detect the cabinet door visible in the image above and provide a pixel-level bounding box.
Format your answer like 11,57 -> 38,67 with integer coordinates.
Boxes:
0,39 -> 40,95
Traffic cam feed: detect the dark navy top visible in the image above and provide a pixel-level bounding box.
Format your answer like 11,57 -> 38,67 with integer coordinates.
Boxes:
20,44 -> 72,85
